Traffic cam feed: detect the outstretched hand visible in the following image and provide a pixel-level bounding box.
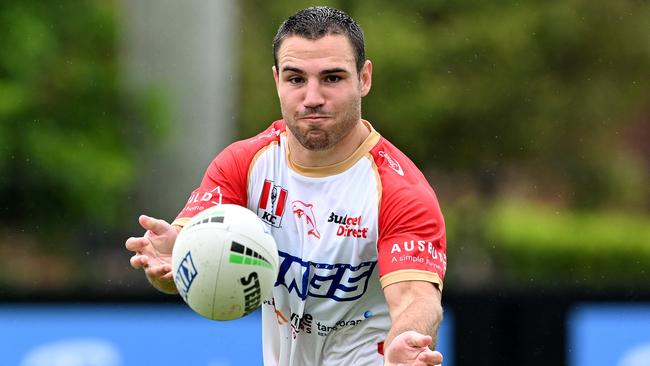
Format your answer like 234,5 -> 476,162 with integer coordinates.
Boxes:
125,215 -> 179,293
384,331 -> 443,366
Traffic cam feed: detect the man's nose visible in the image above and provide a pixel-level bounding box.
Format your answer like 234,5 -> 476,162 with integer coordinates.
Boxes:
303,80 -> 325,109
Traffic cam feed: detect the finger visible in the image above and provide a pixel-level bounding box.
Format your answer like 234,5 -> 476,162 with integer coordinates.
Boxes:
417,350 -> 443,365
139,215 -> 170,235
406,333 -> 433,348
125,236 -> 149,252
160,270 -> 174,282
130,254 -> 149,269
145,264 -> 172,278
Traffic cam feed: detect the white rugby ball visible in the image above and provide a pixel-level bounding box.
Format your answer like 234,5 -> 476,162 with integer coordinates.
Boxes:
171,204 -> 279,320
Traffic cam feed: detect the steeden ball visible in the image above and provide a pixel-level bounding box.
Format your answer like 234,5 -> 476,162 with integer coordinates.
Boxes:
172,204 -> 279,320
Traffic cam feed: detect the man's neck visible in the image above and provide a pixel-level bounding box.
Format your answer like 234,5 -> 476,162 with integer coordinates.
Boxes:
287,121 -> 371,167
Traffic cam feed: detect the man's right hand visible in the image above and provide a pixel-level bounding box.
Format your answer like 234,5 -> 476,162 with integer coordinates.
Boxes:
125,215 -> 180,294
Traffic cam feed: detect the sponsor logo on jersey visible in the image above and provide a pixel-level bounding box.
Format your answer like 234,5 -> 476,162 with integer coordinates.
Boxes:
291,200 -> 321,239
289,311 -> 368,337
275,250 -> 376,302
328,212 -> 369,238
290,312 -> 313,338
183,186 -> 223,214
378,150 -> 404,176
390,239 -> 447,271
175,251 -> 198,301
240,272 -> 261,315
315,317 -> 365,336
257,180 -> 288,227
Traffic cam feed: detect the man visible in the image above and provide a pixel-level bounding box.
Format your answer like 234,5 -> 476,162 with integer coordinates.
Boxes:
126,6 -> 447,366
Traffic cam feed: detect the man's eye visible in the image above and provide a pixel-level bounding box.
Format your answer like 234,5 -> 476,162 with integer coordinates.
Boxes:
288,77 -> 304,84
324,75 -> 341,83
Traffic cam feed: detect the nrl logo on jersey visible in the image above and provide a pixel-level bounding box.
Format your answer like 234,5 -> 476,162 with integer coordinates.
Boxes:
257,180 -> 288,227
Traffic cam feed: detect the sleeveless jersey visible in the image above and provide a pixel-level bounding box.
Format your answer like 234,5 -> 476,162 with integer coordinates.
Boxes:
173,120 -> 447,366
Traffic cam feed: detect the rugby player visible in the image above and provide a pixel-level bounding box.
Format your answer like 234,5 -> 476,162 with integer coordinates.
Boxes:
126,6 -> 447,365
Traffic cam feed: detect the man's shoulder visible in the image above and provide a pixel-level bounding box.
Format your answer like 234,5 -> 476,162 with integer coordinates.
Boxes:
219,120 -> 285,160
368,136 -> 425,184
367,134 -> 437,205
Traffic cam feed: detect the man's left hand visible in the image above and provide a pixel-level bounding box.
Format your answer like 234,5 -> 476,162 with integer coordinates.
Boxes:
384,331 -> 443,366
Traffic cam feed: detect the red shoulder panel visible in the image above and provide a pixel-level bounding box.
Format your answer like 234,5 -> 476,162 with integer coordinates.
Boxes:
370,137 -> 447,288
174,120 -> 285,223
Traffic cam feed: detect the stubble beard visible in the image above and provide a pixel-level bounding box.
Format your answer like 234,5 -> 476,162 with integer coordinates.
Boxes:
284,98 -> 362,152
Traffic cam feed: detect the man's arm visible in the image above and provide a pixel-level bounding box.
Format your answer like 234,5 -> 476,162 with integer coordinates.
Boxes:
383,280 -> 443,366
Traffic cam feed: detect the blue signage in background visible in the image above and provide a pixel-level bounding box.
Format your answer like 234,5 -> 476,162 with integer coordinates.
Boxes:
0,304 -> 262,366
568,304 -> 650,366
0,304 -> 454,366
439,308 -> 454,366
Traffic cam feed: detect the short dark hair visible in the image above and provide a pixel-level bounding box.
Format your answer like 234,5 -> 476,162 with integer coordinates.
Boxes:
272,6 -> 366,73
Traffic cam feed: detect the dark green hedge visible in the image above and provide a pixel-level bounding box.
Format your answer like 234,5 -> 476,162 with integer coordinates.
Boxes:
485,201 -> 650,287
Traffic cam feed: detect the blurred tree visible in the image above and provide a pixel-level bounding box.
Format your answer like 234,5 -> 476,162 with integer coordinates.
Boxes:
0,1 -> 154,237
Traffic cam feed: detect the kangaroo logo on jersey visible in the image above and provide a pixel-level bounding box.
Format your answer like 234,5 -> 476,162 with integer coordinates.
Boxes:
258,180 -> 288,227
292,200 -> 321,239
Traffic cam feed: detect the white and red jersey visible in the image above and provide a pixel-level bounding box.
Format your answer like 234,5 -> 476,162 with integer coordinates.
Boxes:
173,120 -> 447,366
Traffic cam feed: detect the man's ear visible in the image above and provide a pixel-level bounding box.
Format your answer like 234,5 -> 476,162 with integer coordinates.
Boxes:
359,60 -> 372,97
273,65 -> 280,88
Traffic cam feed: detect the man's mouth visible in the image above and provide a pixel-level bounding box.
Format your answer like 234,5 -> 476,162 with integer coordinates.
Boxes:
299,115 -> 330,121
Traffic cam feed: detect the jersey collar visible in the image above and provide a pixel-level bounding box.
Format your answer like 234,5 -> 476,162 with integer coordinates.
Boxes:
286,120 -> 381,178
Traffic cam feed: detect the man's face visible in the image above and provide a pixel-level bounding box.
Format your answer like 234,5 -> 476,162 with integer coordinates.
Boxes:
273,34 -> 372,151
